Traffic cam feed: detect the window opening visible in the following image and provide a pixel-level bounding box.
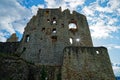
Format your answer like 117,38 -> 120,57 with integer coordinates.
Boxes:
25,35 -> 30,42
96,50 -> 99,54
42,28 -> 45,31
69,38 -> 73,44
47,19 -> 50,22
51,36 -> 57,42
53,17 -> 56,20
52,28 -> 57,33
68,23 -> 77,33
76,38 -> 80,42
69,23 -> 77,29
53,20 -> 57,24
61,23 -> 64,27
52,17 -> 57,24
46,10 -> 49,15
39,49 -> 41,53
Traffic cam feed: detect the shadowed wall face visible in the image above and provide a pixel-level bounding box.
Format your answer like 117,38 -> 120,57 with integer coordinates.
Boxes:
62,47 -> 115,80
0,42 -> 19,54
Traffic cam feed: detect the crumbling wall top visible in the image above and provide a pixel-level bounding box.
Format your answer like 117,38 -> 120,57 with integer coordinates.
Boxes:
6,33 -> 18,42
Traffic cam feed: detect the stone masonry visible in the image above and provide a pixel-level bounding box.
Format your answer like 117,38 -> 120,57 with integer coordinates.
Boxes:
62,47 -> 115,80
17,7 -> 93,65
13,7 -> 115,79
6,33 -> 18,42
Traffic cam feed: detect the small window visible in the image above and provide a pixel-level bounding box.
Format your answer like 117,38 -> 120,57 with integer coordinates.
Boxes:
52,20 -> 57,24
76,38 -> 80,42
25,35 -> 30,42
96,51 -> 99,54
53,17 -> 56,20
47,19 -> 50,22
52,28 -> 57,33
51,36 -> 57,42
52,17 -> 57,24
46,11 -> 49,15
39,49 -> 41,53
42,28 -> 45,31
61,23 -> 64,27
69,38 -> 73,44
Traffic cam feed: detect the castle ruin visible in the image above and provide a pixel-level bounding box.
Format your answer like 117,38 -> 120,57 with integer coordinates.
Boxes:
17,7 -> 93,65
1,7 -> 115,80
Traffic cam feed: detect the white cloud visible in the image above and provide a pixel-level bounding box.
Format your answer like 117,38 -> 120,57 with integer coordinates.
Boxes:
114,46 -> 120,49
0,33 -> 8,42
103,44 -> 120,50
44,0 -> 85,11
81,0 -> 120,39
90,24 -> 120,39
31,4 -> 44,15
0,0 -> 32,42
82,6 -> 94,16
112,63 -> 120,76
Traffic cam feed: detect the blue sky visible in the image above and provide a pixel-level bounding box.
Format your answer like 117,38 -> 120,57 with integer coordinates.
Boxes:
0,0 -> 120,76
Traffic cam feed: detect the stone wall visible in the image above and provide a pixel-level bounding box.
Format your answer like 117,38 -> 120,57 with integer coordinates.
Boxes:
62,46 -> 115,80
0,45 -> 115,80
17,8 -> 93,64
0,42 -> 20,54
6,33 -> 18,42
0,54 -> 61,80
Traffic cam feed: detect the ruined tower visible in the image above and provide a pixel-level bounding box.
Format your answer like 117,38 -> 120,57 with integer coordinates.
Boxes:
16,7 -> 115,79
7,33 -> 18,42
17,7 -> 93,64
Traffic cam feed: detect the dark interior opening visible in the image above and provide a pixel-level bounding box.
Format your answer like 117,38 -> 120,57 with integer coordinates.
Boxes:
25,35 -> 30,42
42,28 -> 45,31
51,36 -> 57,42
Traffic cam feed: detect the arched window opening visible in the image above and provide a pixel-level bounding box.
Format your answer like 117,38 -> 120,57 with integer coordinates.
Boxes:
25,35 -> 30,42
69,38 -> 73,44
52,28 -> 57,33
69,23 -> 77,29
68,23 -> 77,33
